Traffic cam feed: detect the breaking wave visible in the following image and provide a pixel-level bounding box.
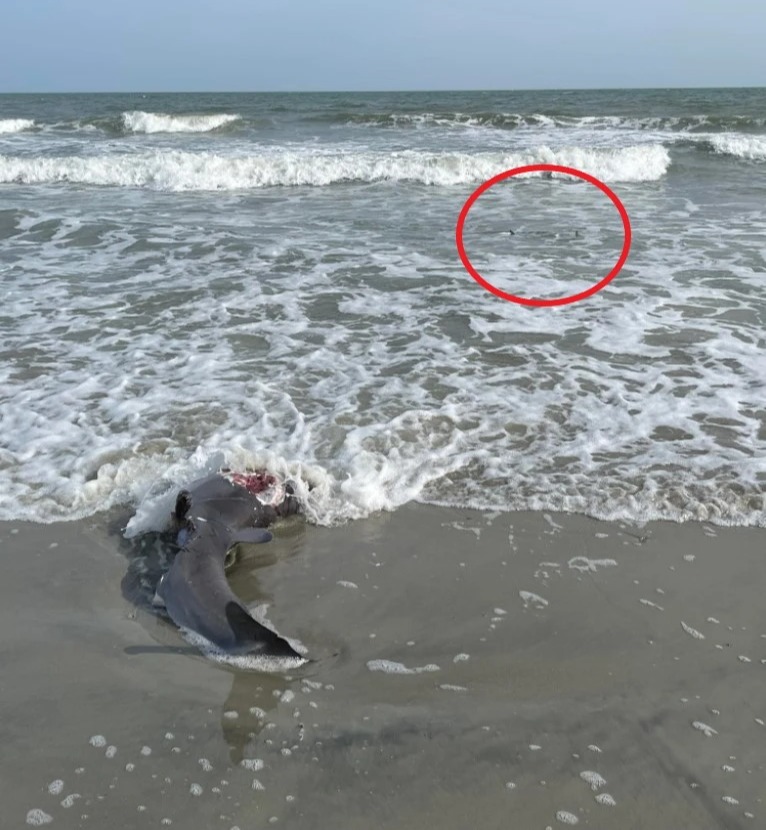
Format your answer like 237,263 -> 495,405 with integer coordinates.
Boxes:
330,111 -> 766,133
0,118 -> 35,134
706,134 -> 766,161
0,144 -> 670,190
120,111 -> 241,134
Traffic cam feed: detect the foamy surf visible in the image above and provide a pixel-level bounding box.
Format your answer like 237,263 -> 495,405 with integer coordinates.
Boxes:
121,111 -> 241,134
343,112 -> 766,133
707,134 -> 766,161
2,88 -> 766,532
0,118 -> 35,134
0,144 -> 670,189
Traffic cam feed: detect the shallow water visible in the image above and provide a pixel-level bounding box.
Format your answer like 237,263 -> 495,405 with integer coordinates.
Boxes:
1,89 -> 766,529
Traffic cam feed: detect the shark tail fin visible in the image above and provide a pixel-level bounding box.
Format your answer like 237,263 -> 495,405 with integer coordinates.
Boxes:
224,602 -> 303,659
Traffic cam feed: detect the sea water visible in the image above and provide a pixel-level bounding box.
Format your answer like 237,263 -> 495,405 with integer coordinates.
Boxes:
1,88 -> 764,529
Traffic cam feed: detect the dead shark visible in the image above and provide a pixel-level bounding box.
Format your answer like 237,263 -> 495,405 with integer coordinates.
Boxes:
155,471 -> 303,660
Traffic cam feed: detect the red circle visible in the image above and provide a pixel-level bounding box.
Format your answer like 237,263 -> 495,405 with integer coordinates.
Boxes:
455,164 -> 632,307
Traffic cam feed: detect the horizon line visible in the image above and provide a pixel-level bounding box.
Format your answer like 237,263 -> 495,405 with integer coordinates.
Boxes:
1,84 -> 765,96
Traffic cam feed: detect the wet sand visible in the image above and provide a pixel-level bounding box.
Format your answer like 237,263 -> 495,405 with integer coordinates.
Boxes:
1,506 -> 764,829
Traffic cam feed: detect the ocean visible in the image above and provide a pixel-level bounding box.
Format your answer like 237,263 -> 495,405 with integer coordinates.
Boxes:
1,88 -> 765,531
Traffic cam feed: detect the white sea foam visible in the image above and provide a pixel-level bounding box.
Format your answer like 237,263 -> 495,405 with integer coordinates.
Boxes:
692,721 -> 718,737
579,770 -> 607,791
595,793 -> 616,806
26,809 -> 53,826
179,623 -> 308,672
519,591 -> 549,608
121,111 -> 241,134
708,134 -> 766,161
568,557 -> 618,573
350,111 -> 765,134
0,118 -> 35,133
0,144 -> 670,190
2,95 -> 766,532
366,660 -> 440,674
681,622 -> 705,640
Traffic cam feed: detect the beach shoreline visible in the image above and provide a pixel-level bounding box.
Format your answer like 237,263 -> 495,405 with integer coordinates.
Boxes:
1,505 -> 763,828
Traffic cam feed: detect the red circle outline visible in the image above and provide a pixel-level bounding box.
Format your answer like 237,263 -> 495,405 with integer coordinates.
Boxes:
455,164 -> 632,307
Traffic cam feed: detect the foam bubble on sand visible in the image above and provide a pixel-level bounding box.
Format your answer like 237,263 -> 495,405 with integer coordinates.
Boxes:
88,735 -> 106,748
47,780 -> 64,795
439,684 -> 468,692
337,580 -> 358,588
519,590 -> 549,608
140,746 -> 152,756
556,810 -> 579,824
722,796 -> 740,805
453,653 -> 470,663
26,809 -> 53,826
568,557 -> 618,573
198,758 -> 213,772
105,745 -> 117,758
640,598 -> 664,611
681,622 -> 705,640
190,783 -> 203,796
366,659 -> 440,675
579,771 -> 606,791
60,794 -> 80,808
595,793 -> 616,806
587,745 -> 602,753
692,721 -> 718,737
240,759 -> 264,772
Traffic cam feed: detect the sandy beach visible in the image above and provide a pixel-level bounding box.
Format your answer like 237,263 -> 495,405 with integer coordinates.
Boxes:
1,506 -> 763,829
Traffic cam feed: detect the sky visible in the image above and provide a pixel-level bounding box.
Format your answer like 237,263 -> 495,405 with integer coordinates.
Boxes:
1,0 -> 764,92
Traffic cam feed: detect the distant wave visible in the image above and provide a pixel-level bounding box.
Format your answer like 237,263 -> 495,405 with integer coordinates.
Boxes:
0,144 -> 670,190
120,111 -> 241,134
0,118 -> 35,134
331,111 -> 766,133
706,134 -> 766,161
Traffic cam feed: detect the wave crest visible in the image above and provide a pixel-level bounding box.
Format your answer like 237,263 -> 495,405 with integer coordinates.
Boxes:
0,144 -> 670,190
334,111 -> 766,133
120,111 -> 241,134
707,134 -> 766,161
0,118 -> 35,134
